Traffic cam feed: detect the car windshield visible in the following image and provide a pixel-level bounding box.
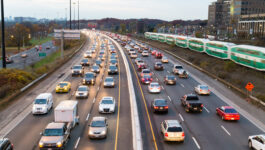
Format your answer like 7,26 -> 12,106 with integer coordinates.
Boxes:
155,100 -> 167,105
167,127 -> 182,132
105,78 -> 113,82
143,70 -> 150,73
59,83 -> 68,86
96,60 -> 101,64
43,129 -> 63,136
101,100 -> 113,104
73,66 -> 82,69
143,75 -> 151,78
186,96 -> 199,101
91,120 -> 106,127
34,99 -> 47,104
163,57 -> 167,59
109,66 -> 117,69
156,63 -> 162,66
110,60 -> 117,63
225,109 -> 237,113
92,66 -> 99,69
78,87 -> 87,91
82,59 -> 88,62
167,76 -> 176,80
150,83 -> 159,87
200,85 -> 209,90
85,74 -> 94,78
175,66 -> 183,69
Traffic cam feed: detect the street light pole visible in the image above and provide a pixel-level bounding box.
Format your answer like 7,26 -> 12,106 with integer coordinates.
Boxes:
1,0 -> 6,68
78,0 -> 79,30
70,0 -> 72,29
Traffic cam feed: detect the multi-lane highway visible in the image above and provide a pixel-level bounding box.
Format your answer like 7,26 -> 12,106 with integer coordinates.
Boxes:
0,30 -> 264,150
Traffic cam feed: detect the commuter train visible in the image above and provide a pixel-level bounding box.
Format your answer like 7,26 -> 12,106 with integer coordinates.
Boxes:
144,32 -> 265,71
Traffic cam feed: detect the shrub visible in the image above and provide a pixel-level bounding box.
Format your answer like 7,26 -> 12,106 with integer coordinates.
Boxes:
224,61 -> 236,72
200,61 -> 209,68
256,94 -> 265,102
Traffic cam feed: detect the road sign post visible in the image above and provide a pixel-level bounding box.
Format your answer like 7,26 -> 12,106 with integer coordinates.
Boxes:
245,82 -> 254,98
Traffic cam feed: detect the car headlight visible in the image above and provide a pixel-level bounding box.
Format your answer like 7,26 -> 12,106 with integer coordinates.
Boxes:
39,142 -> 44,148
89,130 -> 93,134
56,141 -> 62,148
101,130 -> 106,134
72,70 -> 74,73
108,69 -> 110,72
112,82 -> 114,85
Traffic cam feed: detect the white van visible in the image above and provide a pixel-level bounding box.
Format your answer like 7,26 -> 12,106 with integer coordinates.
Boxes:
32,93 -> 53,115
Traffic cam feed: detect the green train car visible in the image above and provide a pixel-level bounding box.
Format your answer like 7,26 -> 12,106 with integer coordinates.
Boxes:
158,34 -> 166,43
175,36 -> 189,48
205,41 -> 236,59
188,38 -> 209,52
166,35 -> 176,45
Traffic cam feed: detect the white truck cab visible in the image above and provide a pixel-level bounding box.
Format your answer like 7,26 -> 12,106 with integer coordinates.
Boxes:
32,93 -> 53,115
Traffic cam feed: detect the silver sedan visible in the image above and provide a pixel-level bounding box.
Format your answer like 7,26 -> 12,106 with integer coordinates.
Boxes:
148,82 -> 161,93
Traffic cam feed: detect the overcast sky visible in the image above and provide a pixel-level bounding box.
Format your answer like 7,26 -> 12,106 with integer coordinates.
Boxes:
5,0 -> 214,21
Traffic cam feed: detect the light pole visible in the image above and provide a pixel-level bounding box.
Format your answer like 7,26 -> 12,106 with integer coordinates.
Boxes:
1,0 -> 6,68
78,0 -> 79,30
73,2 -> 76,29
70,0 -> 72,29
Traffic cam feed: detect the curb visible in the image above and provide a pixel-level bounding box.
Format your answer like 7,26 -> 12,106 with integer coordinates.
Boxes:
138,38 -> 265,107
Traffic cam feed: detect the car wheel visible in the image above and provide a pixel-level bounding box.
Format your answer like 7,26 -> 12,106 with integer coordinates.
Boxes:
185,107 -> 189,113
222,116 -> 225,120
248,140 -> 253,149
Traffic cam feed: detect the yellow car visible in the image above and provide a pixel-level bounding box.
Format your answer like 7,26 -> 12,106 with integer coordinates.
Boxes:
55,82 -> 71,93
161,56 -> 169,63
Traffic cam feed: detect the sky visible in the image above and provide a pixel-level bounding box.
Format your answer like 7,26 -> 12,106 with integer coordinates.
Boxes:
4,0 -> 214,21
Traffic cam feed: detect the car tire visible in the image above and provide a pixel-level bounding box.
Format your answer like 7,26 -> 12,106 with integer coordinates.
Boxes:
222,116 -> 225,120
248,140 -> 253,149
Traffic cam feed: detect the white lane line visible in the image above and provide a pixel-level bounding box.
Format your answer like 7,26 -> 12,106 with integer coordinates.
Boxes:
93,98 -> 96,103
167,71 -> 170,74
203,106 -> 210,113
161,86 -> 164,90
168,96 -> 172,102
86,113 -> 90,121
179,113 -> 184,122
180,84 -> 185,88
192,137 -> 201,149
74,137 -> 81,149
221,125 -> 231,136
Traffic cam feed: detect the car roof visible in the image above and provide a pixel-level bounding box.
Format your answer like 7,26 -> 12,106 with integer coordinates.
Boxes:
92,116 -> 106,121
0,138 -> 9,145
222,106 -> 234,109
36,93 -> 52,99
165,120 -> 181,127
186,94 -> 197,97
102,97 -> 114,100
78,85 -> 87,89
46,122 -> 65,129
105,77 -> 113,79
59,81 -> 70,84
150,82 -> 159,85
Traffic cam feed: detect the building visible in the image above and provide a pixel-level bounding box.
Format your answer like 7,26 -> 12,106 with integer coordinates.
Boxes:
14,17 -> 37,23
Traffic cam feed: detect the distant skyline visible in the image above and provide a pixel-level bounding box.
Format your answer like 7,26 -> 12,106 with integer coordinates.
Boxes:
5,0 -> 213,21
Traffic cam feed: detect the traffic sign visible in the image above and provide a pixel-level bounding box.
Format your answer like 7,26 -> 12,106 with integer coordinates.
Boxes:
245,82 -> 254,92
39,52 -> 46,57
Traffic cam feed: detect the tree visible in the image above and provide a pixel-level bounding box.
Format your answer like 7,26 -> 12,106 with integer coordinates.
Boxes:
120,23 -> 126,34
8,23 -> 31,51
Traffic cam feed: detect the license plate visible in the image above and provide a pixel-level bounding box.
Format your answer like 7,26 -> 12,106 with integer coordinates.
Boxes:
231,118 -> 234,120
160,107 -> 163,109
48,149 -> 52,150
194,108 -> 197,110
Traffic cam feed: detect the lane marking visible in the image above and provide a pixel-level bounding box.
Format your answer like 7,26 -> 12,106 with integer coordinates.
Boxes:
168,96 -> 172,102
167,70 -> 170,74
221,125 -> 231,136
74,137 -> 80,149
179,113 -> 184,122
161,86 -> 164,90
93,98 -> 96,103
86,113 -> 90,121
180,84 -> 185,88
203,106 -> 210,113
192,137 -> 201,149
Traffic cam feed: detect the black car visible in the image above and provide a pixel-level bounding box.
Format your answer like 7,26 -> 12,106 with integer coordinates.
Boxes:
181,94 -> 203,113
0,138 -> 13,150
108,65 -> 118,75
151,99 -> 168,113
83,72 -> 96,85
81,59 -> 90,66
154,62 -> 164,71
164,75 -> 177,85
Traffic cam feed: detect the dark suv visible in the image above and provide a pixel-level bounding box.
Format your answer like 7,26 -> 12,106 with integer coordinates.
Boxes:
83,72 -> 96,85
0,138 -> 13,150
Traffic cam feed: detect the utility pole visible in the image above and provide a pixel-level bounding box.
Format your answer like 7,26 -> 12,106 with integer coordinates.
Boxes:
73,2 -> 76,29
78,0 -> 79,30
70,0 -> 72,29
1,0 -> 6,68
61,31 -> 64,59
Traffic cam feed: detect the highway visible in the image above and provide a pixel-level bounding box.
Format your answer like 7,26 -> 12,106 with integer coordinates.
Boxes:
0,30 -> 264,150
0,41 -> 57,69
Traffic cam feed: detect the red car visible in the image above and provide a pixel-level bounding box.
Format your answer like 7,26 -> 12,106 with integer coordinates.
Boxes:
155,52 -> 163,59
141,75 -> 153,84
151,50 -> 157,55
137,63 -> 147,71
216,106 -> 240,121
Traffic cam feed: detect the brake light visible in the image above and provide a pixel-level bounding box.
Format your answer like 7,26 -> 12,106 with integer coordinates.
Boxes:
165,133 -> 168,137
150,78 -> 153,81
154,106 -> 158,109
200,89 -> 202,92
201,104 -> 204,107
164,106 -> 168,109
182,132 -> 185,137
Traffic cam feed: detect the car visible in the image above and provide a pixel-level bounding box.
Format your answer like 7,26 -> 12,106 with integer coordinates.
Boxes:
148,82 -> 161,93
109,59 -> 118,66
71,65 -> 84,76
161,56 -> 169,63
104,77 -> 115,88
173,65 -> 184,75
0,138 -> 13,150
130,53 -> 138,59
136,59 -> 144,66
108,65 -> 118,75
178,69 -> 189,78
32,93 -> 53,115
151,50 -> 157,55
75,86 -> 89,98
155,52 -> 163,59
151,99 -> 168,113
181,94 -> 203,113
99,97 -> 116,113
154,62 -> 164,71
248,134 -> 265,150
88,117 -> 108,139
55,82 -> 71,93
195,85 -> 210,95
129,49 -> 136,55
83,72 -> 96,85
84,51 -> 92,58
5,57 -> 14,64
142,50 -> 149,57
138,48 -> 143,53
46,46 -> 50,50
81,59 -> 90,66
216,106 -> 240,121
95,59 -> 103,67
161,120 -> 185,142
140,69 -> 152,77
110,49 -> 116,53
141,74 -> 153,84
135,58 -> 142,64
164,75 -> 176,85
110,53 -> 118,58
137,62 -> 147,71
39,122 -> 70,149
91,65 -> 100,74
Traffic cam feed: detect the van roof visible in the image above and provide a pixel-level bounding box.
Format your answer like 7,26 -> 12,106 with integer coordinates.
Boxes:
55,100 -> 78,111
36,93 -> 52,99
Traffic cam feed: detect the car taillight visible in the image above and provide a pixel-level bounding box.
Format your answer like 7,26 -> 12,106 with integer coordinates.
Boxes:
182,132 -> 185,137
164,106 -> 168,109
201,104 -> 204,107
165,132 -> 168,137
154,106 -> 158,109
200,89 -> 202,92
150,78 -> 153,81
